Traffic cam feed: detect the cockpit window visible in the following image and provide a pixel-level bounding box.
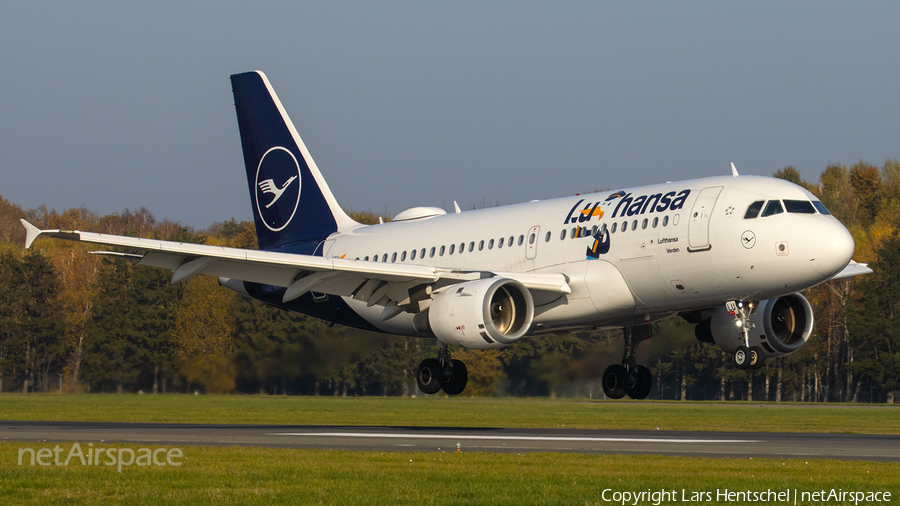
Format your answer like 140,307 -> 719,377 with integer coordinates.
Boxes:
744,200 -> 765,219
783,200 -> 816,214
812,201 -> 831,215
761,200 -> 784,217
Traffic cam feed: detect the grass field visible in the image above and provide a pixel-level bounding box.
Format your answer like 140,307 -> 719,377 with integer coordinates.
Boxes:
1,443 -> 897,505
0,394 -> 898,434
2,395 -> 897,504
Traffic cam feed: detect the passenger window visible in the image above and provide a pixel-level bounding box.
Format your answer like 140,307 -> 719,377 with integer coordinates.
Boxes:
560,229 -> 566,240
488,239 -> 494,249
430,247 -> 436,257
601,223 -> 608,235
744,200 -> 765,219
382,254 -> 388,262
391,252 -> 397,262
591,225 -> 598,236
479,240 -> 485,251
508,236 -> 514,247
467,242 -> 473,252
621,221 -> 628,232
529,233 -> 536,244
652,217 -> 658,228
449,244 -> 455,254
401,251 -> 407,261
500,237 -> 505,248
632,220 -> 638,230
611,222 -> 617,233
364,256 -> 369,261
662,216 -> 669,227
420,248 -> 426,258
642,218 -> 648,230
761,200 -> 784,217
812,201 -> 831,215
570,228 -> 577,239
518,235 -> 524,246
784,200 -> 816,214
544,232 -> 550,243
439,246 -> 445,256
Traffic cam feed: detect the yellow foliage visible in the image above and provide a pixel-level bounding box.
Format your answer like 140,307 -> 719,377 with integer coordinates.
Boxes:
171,276 -> 236,360
179,355 -> 236,394
452,349 -> 506,396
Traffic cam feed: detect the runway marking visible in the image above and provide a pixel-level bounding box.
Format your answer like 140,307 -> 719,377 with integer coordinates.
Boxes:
266,432 -> 760,444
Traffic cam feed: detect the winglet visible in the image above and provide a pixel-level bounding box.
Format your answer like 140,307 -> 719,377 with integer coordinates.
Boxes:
731,162 -> 739,178
453,201 -> 462,214
20,219 -> 41,249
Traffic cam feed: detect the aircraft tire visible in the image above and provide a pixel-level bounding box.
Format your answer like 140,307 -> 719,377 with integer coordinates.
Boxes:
416,358 -> 444,394
627,365 -> 653,399
749,347 -> 764,370
602,364 -> 628,399
441,359 -> 468,395
733,346 -> 751,369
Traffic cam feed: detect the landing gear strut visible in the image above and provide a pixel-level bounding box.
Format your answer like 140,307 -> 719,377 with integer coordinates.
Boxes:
602,325 -> 653,400
728,300 -> 764,370
416,342 -> 468,395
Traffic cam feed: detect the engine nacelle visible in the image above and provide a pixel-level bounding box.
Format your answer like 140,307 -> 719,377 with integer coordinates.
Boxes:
428,278 -> 534,350
696,293 -> 814,359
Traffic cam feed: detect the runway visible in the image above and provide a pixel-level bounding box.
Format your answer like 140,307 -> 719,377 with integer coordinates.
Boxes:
1,421 -> 897,461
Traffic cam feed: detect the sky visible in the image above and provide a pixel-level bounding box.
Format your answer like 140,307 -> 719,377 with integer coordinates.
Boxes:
2,2 -> 899,228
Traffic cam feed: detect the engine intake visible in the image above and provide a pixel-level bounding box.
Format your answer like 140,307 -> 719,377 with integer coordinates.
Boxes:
696,293 -> 814,358
428,278 -> 534,350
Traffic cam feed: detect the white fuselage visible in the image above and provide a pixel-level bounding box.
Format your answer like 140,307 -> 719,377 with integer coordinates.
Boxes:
322,175 -> 853,336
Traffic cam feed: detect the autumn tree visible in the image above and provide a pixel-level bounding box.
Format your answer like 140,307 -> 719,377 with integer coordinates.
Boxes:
171,276 -> 236,393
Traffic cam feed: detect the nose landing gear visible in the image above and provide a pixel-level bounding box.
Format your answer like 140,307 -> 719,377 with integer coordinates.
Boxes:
416,342 -> 469,395
728,300 -> 764,370
602,325 -> 653,400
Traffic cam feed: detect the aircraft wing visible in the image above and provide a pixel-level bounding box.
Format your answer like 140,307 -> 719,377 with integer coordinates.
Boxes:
21,220 -> 570,306
829,260 -> 873,280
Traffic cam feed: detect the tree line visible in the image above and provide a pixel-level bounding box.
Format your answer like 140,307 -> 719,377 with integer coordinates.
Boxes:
0,159 -> 897,401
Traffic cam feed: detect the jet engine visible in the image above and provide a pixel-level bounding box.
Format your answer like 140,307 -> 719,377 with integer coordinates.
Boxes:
695,293 -> 814,359
427,278 -> 534,350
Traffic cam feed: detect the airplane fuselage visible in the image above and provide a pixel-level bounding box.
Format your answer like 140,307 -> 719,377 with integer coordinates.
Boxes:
279,175 -> 852,337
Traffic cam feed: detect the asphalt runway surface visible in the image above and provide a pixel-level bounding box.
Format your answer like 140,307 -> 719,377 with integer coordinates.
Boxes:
1,421 -> 897,461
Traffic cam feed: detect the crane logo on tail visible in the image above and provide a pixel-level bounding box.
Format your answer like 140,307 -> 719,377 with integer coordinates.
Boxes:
259,176 -> 298,208
255,146 -> 302,232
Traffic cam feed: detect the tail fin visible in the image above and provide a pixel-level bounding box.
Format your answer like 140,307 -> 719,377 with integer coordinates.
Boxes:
230,71 -> 359,252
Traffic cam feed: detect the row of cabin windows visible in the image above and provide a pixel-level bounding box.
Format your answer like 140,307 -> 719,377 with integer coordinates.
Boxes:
744,199 -> 829,219
359,213 -> 678,263
364,235 -> 527,262
550,214 -> 674,242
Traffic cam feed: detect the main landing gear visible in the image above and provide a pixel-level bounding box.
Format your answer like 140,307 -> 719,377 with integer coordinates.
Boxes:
416,342 -> 468,395
602,325 -> 653,400
728,300 -> 764,370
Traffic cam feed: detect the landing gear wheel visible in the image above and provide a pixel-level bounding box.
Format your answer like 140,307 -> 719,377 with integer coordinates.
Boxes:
441,359 -> 468,395
602,364 -> 628,399
749,346 -> 764,370
733,345 -> 751,369
416,358 -> 443,394
627,365 -> 653,400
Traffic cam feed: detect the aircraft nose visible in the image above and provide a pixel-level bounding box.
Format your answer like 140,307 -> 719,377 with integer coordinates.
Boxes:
806,220 -> 855,277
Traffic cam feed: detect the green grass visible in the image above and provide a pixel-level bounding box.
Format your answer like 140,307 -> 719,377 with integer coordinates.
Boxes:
1,442 -> 897,505
0,394 -> 898,434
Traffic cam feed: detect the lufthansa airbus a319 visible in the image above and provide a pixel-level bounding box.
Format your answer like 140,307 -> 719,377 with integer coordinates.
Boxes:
23,71 -> 871,397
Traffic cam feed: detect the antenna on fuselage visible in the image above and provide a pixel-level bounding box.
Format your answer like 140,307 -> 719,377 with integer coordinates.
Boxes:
453,201 -> 461,214
731,162 -> 739,177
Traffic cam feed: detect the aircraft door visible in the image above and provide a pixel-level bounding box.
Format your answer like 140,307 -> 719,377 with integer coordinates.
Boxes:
525,226 -> 539,259
687,186 -> 722,252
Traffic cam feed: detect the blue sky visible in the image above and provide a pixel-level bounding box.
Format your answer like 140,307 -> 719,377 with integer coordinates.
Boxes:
2,2 -> 898,228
